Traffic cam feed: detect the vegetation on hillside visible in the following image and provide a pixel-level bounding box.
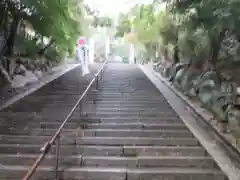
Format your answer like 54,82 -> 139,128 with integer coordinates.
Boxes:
116,0 -> 240,145
0,0 -> 85,84
0,1 -> 113,87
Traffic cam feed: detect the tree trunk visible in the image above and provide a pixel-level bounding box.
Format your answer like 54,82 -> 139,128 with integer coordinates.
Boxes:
163,48 -> 169,61
173,44 -> 179,64
0,4 -> 7,29
0,16 -> 20,57
208,30 -> 226,69
0,61 -> 12,85
2,57 -> 10,73
207,30 -> 226,84
173,32 -> 179,64
208,40 -> 221,69
5,17 -> 20,56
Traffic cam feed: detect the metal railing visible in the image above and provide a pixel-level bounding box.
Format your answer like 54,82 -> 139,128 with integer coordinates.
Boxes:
22,61 -> 108,180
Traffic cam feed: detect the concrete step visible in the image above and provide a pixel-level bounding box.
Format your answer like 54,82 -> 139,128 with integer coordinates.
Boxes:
24,122 -> 187,130
88,101 -> 166,106
94,99 -> 166,102
91,93 -> 160,96
91,92 -> 159,96
79,116 -> 178,121
82,123 -> 187,130
83,117 -> 182,124
4,129 -> 193,137
84,112 -> 178,117
88,108 -> 176,114
96,90 -> 158,93
0,122 -> 78,131
0,154 -> 215,169
93,107 -> 175,111
31,117 -> 183,124
93,104 -> 173,108
76,137 -> 199,146
98,119 -> 181,124
92,99 -> 167,102
0,111 -> 81,120
0,135 -> 199,146
0,144 -> 207,156
93,97 -> 164,101
81,156 -> 215,168
0,166 -> 225,180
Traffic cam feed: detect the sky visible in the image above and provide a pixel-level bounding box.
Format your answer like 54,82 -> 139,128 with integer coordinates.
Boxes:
85,0 -> 154,17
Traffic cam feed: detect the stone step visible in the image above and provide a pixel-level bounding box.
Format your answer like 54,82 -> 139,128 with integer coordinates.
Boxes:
82,123 -> 187,130
93,104 -> 173,108
94,99 -> 165,102
89,101 -> 166,105
84,112 -> 177,117
96,90 -> 157,93
81,115 -> 179,119
80,116 -> 180,121
0,112 -> 80,119
91,93 -> 158,96
98,119 -> 181,124
81,156 -> 215,168
0,166 -> 225,180
4,129 -> 193,137
3,110 -> 177,118
0,122 -> 78,130
29,117 -> 183,124
76,137 -> 199,146
88,108 -> 176,114
93,92 -> 159,95
80,116 -> 182,123
96,90 -> 147,93
0,154 -> 215,169
25,122 -> 187,130
98,84 -> 154,86
0,144 -> 207,156
96,88 -> 153,91
93,97 -> 164,100
0,135 -> 199,146
92,107 -> 175,111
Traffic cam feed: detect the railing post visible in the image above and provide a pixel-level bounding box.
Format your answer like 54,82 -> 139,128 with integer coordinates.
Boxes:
102,68 -> 104,80
55,135 -> 60,180
95,75 -> 99,90
79,98 -> 82,114
100,69 -> 103,81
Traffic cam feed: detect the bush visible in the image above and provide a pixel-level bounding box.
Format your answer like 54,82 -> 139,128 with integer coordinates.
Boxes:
20,39 -> 41,58
44,46 -> 67,65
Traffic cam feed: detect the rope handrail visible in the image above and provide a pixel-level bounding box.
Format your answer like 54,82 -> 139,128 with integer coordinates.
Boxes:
22,61 -> 108,180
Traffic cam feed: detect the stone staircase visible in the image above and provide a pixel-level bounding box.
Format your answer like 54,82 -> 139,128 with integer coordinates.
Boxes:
0,63 -> 227,180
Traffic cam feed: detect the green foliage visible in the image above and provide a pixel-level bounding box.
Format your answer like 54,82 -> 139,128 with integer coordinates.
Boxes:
0,0 -> 85,63
44,47 -> 60,62
92,16 -> 113,28
19,39 -> 38,58
115,13 -> 131,37
138,0 -> 240,134
26,0 -> 84,54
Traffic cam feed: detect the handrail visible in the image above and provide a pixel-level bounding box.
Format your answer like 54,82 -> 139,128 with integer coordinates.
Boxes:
22,61 -> 108,180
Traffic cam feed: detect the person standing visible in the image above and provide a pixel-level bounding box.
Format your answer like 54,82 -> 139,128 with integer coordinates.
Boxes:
134,57 -> 136,64
77,45 -> 90,76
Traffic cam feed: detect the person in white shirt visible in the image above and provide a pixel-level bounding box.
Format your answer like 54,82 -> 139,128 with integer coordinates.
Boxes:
76,45 -> 90,76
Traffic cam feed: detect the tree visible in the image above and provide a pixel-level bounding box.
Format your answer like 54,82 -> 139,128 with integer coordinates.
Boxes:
115,4 -> 179,62
165,0 -> 240,67
0,0 -> 85,85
